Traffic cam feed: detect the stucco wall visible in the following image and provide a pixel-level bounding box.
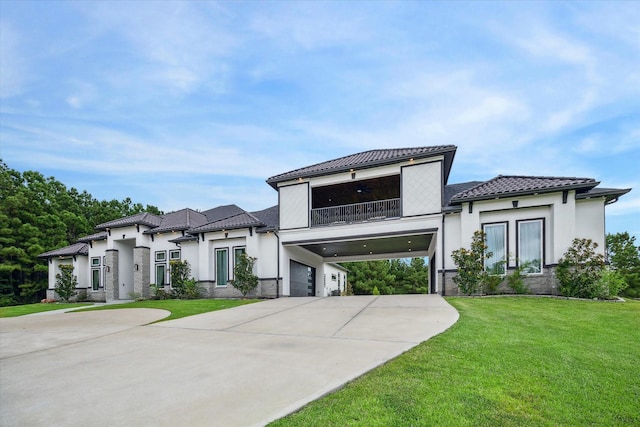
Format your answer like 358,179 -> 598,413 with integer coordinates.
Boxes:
279,182 -> 309,230
402,161 -> 442,216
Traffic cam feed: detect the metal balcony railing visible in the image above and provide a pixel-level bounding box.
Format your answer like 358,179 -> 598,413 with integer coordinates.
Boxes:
311,198 -> 401,227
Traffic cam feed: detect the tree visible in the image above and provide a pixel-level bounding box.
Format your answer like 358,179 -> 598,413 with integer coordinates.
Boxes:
451,230 -> 498,295
55,264 -> 77,302
0,160 -> 163,305
556,238 -> 606,298
231,253 -> 258,298
606,232 -> 640,298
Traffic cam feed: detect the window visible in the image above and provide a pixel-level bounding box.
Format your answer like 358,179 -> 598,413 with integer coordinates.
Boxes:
91,257 -> 101,267
156,264 -> 166,287
484,223 -> 507,275
331,274 -> 337,281
155,251 -> 166,262
234,247 -> 245,266
92,269 -> 100,291
169,250 -> 181,260
216,249 -> 228,287
518,219 -> 543,274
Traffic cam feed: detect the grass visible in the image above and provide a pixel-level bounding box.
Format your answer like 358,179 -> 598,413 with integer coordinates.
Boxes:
0,303 -> 92,317
74,298 -> 260,322
271,297 -> 640,426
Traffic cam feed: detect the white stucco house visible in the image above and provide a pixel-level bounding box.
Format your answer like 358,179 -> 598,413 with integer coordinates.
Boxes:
39,145 -> 630,300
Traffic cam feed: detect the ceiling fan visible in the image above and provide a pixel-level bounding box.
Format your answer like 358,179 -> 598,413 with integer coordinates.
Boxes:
356,184 -> 372,194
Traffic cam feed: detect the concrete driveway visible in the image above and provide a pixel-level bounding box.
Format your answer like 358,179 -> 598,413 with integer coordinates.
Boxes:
0,295 -> 458,427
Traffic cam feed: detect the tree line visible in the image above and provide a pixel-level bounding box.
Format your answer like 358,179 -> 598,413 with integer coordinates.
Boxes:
340,258 -> 430,295
0,161 -> 161,305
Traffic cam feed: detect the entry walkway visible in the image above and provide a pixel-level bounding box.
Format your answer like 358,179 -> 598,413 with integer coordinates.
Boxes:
0,295 -> 458,427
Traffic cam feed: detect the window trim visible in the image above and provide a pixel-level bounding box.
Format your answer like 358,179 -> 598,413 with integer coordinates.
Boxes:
216,248 -> 229,287
516,218 -> 545,275
155,251 -> 167,262
155,263 -> 167,287
482,221 -> 508,275
232,246 -> 246,278
169,249 -> 181,260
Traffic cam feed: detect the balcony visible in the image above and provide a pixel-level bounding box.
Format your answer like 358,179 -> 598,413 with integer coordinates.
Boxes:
311,198 -> 401,227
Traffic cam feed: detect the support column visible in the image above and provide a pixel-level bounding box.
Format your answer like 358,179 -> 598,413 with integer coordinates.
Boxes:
133,246 -> 151,298
105,249 -> 119,301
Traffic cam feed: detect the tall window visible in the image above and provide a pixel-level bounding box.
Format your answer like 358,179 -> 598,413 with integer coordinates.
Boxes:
216,249 -> 228,287
518,219 -> 543,274
92,269 -> 100,291
156,264 -> 166,287
484,223 -> 507,275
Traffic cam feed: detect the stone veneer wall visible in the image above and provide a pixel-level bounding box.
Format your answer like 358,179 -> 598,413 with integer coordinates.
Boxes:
46,288 -> 106,302
105,249 -> 119,301
199,278 -> 281,299
441,267 -> 559,296
133,246 -> 151,298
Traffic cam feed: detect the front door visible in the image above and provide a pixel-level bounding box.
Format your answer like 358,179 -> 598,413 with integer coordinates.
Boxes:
290,260 -> 316,297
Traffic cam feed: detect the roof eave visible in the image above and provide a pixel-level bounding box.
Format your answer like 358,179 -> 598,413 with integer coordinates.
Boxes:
450,182 -> 600,205
267,146 -> 457,189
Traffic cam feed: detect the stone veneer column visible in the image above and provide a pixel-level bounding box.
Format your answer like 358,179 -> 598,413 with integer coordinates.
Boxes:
105,249 -> 119,301
133,246 -> 151,298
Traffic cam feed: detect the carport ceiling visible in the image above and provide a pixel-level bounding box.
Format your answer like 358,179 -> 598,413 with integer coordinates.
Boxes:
295,233 -> 432,258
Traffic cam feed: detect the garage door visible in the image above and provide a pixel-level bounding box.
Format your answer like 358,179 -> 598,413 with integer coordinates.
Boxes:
290,260 -> 316,297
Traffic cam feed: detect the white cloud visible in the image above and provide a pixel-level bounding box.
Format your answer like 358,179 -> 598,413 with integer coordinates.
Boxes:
77,2 -> 237,94
248,3 -> 370,51
0,22 -> 29,98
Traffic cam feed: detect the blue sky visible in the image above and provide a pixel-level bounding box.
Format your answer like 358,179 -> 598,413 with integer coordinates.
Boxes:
1,1 -> 638,240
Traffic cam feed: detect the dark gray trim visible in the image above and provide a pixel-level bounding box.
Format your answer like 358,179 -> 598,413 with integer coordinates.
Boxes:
282,228 -> 439,246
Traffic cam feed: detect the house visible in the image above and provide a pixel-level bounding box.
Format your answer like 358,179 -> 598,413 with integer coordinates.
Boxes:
39,145 -> 630,300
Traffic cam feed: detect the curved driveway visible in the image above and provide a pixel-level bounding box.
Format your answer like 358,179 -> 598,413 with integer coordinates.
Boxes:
0,295 -> 458,427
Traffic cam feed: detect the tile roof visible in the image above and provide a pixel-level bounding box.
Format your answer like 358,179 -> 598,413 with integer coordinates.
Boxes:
267,145 -> 457,188
76,231 -> 108,243
38,242 -> 89,258
190,212 -> 264,233
443,181 -> 484,211
96,212 -> 163,230
450,175 -> 599,203
252,205 -> 279,233
201,204 -> 245,223
143,208 -> 208,235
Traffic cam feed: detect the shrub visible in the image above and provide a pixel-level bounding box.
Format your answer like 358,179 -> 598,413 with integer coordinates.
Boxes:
506,262 -> 530,294
595,269 -> 628,299
55,264 -> 78,303
0,293 -> 18,307
76,289 -> 90,302
372,286 -> 381,295
150,284 -> 172,300
556,238 -> 605,299
182,279 -> 203,299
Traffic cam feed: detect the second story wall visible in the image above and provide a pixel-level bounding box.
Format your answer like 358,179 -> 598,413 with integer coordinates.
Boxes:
279,182 -> 310,230
402,161 -> 442,217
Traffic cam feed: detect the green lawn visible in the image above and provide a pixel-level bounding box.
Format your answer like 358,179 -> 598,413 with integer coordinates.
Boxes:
0,303 -> 92,317
271,297 -> 640,427
74,298 -> 260,322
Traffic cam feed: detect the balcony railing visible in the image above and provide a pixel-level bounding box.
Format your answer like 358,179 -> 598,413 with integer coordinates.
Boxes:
311,198 -> 401,227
